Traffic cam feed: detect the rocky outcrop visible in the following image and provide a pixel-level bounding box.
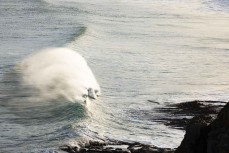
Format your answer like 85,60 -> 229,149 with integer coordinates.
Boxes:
59,141 -> 175,153
175,103 -> 229,153
207,103 -> 229,153
155,101 -> 225,129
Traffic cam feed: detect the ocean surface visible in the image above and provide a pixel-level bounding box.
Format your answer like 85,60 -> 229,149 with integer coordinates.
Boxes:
1,0 -> 229,152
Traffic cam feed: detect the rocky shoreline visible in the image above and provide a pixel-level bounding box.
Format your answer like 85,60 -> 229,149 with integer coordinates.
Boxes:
60,140 -> 174,153
60,101 -> 228,153
154,100 -> 226,129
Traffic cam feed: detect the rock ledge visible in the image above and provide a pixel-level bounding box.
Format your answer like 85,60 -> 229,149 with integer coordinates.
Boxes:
60,140 -> 175,153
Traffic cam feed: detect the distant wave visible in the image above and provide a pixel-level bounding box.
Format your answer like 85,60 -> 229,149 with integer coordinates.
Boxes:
67,26 -> 87,45
15,48 -> 101,103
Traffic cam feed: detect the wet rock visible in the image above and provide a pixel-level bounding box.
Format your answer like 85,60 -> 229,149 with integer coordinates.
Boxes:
60,141 -> 174,153
59,145 -> 79,153
155,100 -> 225,129
147,100 -> 160,105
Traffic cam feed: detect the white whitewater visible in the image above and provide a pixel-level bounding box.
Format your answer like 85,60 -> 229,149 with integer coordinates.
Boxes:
16,48 -> 100,102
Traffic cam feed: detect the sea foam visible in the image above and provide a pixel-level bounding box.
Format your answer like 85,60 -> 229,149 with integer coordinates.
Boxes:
16,48 -> 100,102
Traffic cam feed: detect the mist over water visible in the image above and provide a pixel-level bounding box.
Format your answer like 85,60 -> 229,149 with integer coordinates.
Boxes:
0,0 -> 229,152
16,47 -> 100,102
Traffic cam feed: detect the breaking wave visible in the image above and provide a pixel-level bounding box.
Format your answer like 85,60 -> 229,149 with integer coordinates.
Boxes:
16,47 -> 100,103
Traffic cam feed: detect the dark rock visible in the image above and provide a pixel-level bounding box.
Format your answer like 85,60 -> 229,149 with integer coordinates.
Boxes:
175,102 -> 229,153
79,148 -> 87,153
155,100 -> 225,129
87,150 -> 102,153
59,145 -> 79,153
147,100 -> 160,105
114,148 -> 130,153
207,103 -> 229,153
59,141 -> 174,153
175,115 -> 211,153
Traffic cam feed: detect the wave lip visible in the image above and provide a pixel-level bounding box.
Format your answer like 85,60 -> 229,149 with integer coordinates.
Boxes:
16,47 -> 101,102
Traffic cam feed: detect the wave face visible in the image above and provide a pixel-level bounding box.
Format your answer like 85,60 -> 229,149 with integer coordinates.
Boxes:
0,48 -> 101,153
16,48 -> 100,102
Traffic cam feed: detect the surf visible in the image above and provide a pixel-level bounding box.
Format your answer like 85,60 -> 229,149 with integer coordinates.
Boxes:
15,47 -> 101,103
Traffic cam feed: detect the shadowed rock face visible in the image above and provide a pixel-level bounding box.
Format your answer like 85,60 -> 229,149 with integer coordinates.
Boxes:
207,103 -> 229,153
175,103 -> 229,153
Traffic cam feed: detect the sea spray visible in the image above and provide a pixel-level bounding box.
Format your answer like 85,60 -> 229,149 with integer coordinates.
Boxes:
16,48 -> 101,102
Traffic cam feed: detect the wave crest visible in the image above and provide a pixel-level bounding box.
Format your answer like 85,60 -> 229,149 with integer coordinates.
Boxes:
16,47 -> 100,102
